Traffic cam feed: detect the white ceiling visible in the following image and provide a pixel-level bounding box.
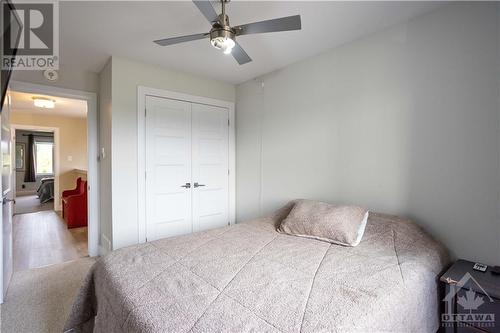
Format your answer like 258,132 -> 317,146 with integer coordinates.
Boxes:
59,1 -> 443,84
10,91 -> 88,118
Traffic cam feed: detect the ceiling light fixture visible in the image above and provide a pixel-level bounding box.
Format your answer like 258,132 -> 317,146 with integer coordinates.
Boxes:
154,0 -> 302,65
33,97 -> 55,109
209,1 -> 235,55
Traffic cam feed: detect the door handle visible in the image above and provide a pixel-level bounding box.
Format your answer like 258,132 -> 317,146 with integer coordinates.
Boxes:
181,183 -> 191,188
2,198 -> 15,205
194,182 -> 206,188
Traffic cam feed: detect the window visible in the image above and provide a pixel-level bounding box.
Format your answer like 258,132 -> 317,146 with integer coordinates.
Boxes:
35,142 -> 54,175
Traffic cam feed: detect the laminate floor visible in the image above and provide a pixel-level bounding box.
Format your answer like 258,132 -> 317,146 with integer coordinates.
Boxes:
13,210 -> 88,272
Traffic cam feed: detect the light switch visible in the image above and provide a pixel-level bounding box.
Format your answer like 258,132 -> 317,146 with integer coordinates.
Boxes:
67,155 -> 73,162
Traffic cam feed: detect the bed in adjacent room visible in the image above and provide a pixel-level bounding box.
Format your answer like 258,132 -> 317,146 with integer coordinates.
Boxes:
37,177 -> 54,204
64,203 -> 449,333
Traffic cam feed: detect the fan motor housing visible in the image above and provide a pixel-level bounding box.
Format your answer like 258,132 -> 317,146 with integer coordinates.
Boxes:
209,23 -> 236,49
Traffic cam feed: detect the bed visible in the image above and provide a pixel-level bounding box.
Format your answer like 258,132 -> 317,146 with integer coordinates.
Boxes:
37,177 -> 54,204
64,205 -> 449,333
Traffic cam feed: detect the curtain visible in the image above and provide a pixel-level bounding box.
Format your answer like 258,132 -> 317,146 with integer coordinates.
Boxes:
24,134 -> 36,182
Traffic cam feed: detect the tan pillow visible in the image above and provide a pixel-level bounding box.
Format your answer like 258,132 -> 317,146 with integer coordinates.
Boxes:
278,200 -> 369,246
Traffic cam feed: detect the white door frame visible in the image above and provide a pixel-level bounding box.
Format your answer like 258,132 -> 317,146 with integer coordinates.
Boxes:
0,92 -> 13,304
137,86 -> 235,243
9,80 -> 100,257
11,124 -> 60,209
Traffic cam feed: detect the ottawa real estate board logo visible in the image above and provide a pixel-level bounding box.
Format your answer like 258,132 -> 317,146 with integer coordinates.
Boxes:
442,272 -> 495,329
2,0 -> 59,70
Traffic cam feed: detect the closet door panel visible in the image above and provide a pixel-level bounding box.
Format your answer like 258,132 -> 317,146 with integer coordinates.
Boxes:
192,103 -> 229,232
145,96 -> 192,241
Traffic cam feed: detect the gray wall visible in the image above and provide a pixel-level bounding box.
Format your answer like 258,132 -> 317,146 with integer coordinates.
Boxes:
12,63 -> 99,93
236,3 -> 500,265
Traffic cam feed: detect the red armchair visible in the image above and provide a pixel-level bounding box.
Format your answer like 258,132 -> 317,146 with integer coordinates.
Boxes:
62,177 -> 88,228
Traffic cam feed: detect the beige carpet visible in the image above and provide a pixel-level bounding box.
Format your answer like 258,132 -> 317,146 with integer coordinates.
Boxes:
1,257 -> 95,333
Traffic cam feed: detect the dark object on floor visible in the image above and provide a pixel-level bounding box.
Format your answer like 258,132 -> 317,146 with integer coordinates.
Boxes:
62,177 -> 88,228
440,259 -> 500,332
37,177 -> 54,203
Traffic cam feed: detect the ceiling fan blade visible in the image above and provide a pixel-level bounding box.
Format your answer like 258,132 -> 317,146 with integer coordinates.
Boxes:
234,15 -> 301,36
193,0 -> 219,24
232,42 -> 252,65
154,33 -> 208,46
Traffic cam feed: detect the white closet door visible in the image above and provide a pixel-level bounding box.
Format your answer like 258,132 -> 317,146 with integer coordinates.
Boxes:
191,103 -> 229,232
145,96 -> 192,241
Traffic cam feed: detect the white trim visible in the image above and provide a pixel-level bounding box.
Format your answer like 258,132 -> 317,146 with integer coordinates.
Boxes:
99,233 -> 112,256
9,81 -> 100,257
11,124 -> 60,210
137,86 -> 235,243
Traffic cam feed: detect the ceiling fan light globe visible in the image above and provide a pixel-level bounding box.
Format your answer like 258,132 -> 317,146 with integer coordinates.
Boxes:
211,36 -> 235,54
210,37 -> 223,50
222,38 -> 235,54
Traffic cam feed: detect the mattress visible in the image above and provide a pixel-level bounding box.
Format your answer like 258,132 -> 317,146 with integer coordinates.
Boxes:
64,208 -> 449,333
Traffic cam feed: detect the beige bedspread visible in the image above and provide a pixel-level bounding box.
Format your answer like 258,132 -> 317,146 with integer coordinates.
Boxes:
64,209 -> 449,333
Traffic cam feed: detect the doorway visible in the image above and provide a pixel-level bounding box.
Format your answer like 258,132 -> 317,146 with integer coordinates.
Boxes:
10,92 -> 89,271
7,81 -> 99,260
0,81 -> 98,303
14,128 -> 57,215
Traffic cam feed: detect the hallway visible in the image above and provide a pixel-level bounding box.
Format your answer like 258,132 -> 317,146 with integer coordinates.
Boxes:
13,210 -> 88,272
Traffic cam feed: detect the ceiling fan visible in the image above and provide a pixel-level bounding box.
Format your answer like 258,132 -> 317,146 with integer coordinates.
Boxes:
154,0 -> 301,65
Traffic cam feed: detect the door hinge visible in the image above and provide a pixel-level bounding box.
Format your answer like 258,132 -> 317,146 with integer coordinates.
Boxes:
145,108 -> 147,117
228,118 -> 230,126
228,221 -> 230,226
228,169 -> 230,175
